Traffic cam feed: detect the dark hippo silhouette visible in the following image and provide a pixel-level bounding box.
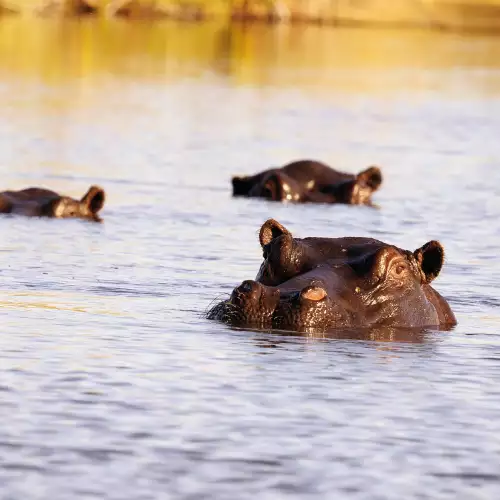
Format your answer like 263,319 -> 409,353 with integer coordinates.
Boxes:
231,159 -> 382,205
207,219 -> 456,333
36,0 -> 98,16
0,186 -> 106,222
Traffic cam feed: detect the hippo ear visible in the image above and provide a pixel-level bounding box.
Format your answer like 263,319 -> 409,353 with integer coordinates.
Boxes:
413,241 -> 444,284
259,219 -> 291,247
81,186 -> 105,214
261,173 -> 283,201
357,166 -> 383,191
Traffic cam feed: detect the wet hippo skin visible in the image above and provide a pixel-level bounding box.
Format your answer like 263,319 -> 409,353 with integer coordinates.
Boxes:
0,185 -> 106,222
232,159 -> 383,205
207,219 -> 456,333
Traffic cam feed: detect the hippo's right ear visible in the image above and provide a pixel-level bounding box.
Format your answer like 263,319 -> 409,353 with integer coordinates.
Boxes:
357,166 -> 383,191
259,219 -> 291,247
81,185 -> 106,214
413,240 -> 445,284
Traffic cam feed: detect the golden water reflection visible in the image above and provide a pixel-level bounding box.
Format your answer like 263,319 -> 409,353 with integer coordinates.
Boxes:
0,290 -> 127,316
1,18 -> 500,95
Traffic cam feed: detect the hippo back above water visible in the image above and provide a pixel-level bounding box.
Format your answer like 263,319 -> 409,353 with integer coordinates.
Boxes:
232,159 -> 383,205
0,185 -> 106,222
207,219 -> 456,333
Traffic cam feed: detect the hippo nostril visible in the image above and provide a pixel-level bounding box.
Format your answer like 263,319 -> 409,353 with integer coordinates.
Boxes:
234,280 -> 262,301
239,280 -> 255,293
300,286 -> 327,302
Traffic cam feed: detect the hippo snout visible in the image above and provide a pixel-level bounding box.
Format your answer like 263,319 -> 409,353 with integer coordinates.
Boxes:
230,280 -> 280,310
207,280 -> 280,328
226,280 -> 334,331
272,284 -> 341,331
231,280 -> 264,304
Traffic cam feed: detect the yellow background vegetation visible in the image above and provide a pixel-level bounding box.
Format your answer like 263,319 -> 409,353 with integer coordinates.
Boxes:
3,1 -> 500,32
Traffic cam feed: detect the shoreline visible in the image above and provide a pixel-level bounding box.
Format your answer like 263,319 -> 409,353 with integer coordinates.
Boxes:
2,1 -> 500,33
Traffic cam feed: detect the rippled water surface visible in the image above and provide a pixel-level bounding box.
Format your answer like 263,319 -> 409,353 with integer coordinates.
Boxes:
1,18 -> 500,499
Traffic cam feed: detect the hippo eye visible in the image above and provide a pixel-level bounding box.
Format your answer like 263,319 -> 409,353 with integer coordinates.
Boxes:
394,264 -> 405,276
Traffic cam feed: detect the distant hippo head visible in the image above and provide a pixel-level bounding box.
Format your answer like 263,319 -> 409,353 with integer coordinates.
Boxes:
207,219 -> 456,332
43,186 -> 106,221
231,160 -> 383,206
0,185 -> 107,221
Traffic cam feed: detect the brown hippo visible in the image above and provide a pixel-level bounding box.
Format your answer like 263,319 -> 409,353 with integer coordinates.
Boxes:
207,219 -> 456,332
105,0 -> 169,18
0,2 -> 18,15
231,0 -> 291,22
106,0 -> 206,20
231,160 -> 382,205
36,0 -> 98,16
0,186 -> 106,222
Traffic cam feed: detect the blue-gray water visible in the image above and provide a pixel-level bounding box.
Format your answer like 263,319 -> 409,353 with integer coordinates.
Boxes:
0,20 -> 499,499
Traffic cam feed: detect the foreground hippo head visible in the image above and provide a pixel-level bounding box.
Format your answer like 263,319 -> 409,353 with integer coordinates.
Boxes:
231,160 -> 382,205
0,185 -> 106,222
207,219 -> 456,332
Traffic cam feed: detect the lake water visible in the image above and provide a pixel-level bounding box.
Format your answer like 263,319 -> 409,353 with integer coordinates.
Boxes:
0,18 -> 499,499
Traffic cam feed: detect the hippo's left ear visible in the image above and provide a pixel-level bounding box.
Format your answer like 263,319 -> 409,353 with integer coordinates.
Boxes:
357,166 -> 383,191
81,185 -> 106,214
259,219 -> 291,247
413,240 -> 444,284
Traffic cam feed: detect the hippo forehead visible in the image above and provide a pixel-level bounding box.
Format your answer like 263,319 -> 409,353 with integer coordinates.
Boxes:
258,234 -> 425,292
52,196 -> 81,215
304,237 -> 413,270
264,235 -> 395,272
299,236 -> 388,259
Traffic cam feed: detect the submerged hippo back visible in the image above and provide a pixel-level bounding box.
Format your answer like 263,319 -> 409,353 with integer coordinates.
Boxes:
281,159 -> 355,188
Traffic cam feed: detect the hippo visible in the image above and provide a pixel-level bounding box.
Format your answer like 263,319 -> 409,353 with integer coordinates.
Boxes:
231,0 -> 290,22
0,185 -> 106,222
0,3 -> 18,15
106,0 -> 206,20
231,160 -> 383,205
207,219 -> 456,333
106,0 -> 169,18
36,0 -> 98,16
